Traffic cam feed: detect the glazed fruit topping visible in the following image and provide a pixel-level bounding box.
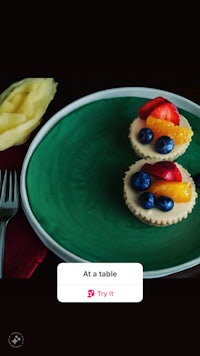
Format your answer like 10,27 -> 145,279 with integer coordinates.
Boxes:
148,180 -> 192,202
150,101 -> 180,125
141,161 -> 182,182
136,97 -> 194,152
138,96 -> 168,120
139,191 -> 174,211
146,116 -> 193,144
130,171 -> 151,191
139,191 -> 156,209
155,135 -> 174,154
130,162 -> 192,212
138,127 -> 154,144
156,196 -> 174,212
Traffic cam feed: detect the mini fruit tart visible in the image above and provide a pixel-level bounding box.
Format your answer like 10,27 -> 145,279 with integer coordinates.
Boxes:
123,158 -> 197,226
129,96 -> 193,160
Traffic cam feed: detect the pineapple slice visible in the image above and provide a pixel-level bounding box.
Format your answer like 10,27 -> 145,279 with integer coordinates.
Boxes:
0,77 -> 57,150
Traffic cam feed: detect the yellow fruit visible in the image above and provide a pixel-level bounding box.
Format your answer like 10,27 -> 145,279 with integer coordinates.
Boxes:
148,180 -> 192,202
146,115 -> 193,144
0,113 -> 26,134
0,78 -> 57,150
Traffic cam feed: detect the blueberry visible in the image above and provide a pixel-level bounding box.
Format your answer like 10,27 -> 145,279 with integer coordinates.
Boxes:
130,171 -> 151,191
139,191 -> 156,209
156,195 -> 174,212
155,136 -> 174,154
192,173 -> 200,189
138,127 -> 154,144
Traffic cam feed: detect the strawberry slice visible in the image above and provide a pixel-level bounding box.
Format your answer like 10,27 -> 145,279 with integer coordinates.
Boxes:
141,161 -> 182,182
150,101 -> 180,125
138,96 -> 168,120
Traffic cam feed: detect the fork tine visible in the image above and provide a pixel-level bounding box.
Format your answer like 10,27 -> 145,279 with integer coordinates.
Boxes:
8,171 -> 12,201
13,171 -> 19,204
0,170 -> 7,203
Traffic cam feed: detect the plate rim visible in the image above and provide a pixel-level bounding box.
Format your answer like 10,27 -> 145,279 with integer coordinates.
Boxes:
20,86 -> 200,278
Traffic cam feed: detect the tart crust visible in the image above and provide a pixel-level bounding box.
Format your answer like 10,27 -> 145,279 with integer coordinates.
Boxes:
129,115 -> 192,160
123,158 -> 197,227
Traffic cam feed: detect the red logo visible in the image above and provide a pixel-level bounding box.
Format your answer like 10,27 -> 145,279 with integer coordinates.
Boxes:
87,289 -> 95,298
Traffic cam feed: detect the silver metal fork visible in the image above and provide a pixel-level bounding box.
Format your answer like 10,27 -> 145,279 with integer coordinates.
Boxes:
0,170 -> 19,278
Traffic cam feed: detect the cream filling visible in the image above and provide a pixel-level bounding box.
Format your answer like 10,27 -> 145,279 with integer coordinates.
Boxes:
123,158 -> 198,226
129,115 -> 192,160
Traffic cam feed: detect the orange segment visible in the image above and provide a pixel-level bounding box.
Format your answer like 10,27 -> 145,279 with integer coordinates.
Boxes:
146,115 -> 193,144
148,180 -> 192,202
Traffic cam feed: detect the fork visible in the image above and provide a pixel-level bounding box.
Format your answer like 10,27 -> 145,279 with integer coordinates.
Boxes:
0,170 -> 19,278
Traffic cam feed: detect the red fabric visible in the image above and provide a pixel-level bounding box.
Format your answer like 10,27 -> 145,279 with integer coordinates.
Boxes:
0,133 -> 49,278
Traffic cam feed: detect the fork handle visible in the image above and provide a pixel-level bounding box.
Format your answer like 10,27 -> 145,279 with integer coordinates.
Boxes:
0,221 -> 7,279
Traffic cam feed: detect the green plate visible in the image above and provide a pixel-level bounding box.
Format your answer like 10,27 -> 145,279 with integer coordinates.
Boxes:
20,87 -> 200,278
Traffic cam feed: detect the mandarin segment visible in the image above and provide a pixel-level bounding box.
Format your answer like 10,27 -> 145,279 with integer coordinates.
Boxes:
146,115 -> 193,144
148,180 -> 192,202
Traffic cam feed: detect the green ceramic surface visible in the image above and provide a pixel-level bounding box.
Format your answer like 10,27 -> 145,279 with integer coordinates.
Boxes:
26,97 -> 200,273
